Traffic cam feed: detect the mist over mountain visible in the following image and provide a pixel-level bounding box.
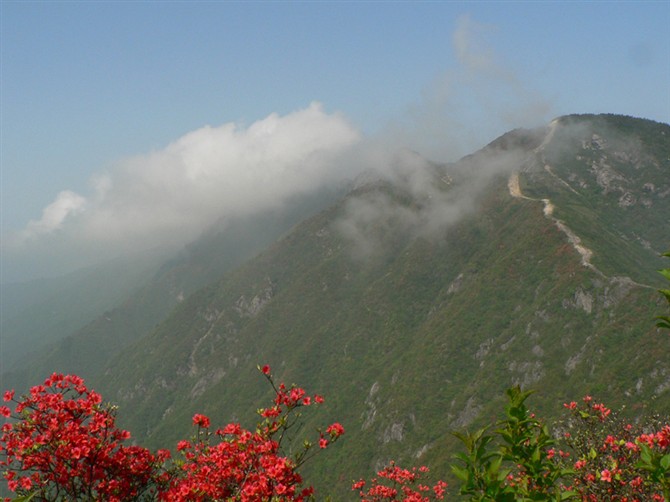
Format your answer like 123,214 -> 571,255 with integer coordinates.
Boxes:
3,113 -> 666,497
0,250 -> 164,371
1,185 -> 347,389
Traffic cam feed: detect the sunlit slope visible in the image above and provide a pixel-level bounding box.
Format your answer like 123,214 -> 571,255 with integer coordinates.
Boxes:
520,114 -> 670,283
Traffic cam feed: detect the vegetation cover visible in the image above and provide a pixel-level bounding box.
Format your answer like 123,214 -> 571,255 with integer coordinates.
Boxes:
2,114 -> 669,499
1,367 -> 668,500
2,256 -> 669,499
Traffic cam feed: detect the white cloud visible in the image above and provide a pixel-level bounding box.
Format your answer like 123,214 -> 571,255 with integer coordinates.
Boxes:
3,103 -> 361,279
334,12 -> 553,259
19,190 -> 87,240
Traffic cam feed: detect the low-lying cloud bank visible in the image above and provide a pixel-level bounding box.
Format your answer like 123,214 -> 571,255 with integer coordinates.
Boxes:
2,103 -> 362,280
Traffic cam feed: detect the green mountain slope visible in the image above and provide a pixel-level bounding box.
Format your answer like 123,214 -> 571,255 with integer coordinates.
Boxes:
1,187 -> 345,392
94,115 -> 669,497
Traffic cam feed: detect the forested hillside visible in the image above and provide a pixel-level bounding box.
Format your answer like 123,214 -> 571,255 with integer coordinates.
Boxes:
85,115 -> 670,497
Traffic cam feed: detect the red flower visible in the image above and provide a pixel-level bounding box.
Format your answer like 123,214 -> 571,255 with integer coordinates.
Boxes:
326,422 -> 345,437
0,374 -> 157,499
600,469 -> 612,482
2,369 -> 342,501
352,461 -> 447,501
192,413 -> 211,428
219,423 -> 242,436
352,479 -> 366,490
260,406 -> 281,418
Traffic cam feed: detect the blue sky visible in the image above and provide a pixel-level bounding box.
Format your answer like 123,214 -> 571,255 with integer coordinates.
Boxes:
1,1 -> 669,281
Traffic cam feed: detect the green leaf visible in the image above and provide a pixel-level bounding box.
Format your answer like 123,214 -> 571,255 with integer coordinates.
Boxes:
660,453 -> 670,471
560,490 -> 578,500
488,454 -> 503,476
451,464 -> 471,482
453,452 -> 472,464
12,494 -> 37,502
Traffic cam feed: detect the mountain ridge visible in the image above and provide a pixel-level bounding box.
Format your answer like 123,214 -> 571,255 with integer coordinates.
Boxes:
2,113 -> 668,498
93,114 -> 669,496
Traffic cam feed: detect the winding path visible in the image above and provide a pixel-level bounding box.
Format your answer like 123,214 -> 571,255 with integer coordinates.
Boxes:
508,170 -> 598,273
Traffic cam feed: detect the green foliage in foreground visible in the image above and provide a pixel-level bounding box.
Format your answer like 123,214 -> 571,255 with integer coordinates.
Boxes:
656,251 -> 670,331
452,387 -> 569,501
451,387 -> 670,501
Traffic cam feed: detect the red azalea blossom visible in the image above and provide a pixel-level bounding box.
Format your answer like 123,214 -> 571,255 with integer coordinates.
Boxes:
192,413 -> 211,428
560,394 -> 670,501
0,368 -> 346,501
0,374 -> 160,500
326,422 -> 345,437
353,461 -> 447,501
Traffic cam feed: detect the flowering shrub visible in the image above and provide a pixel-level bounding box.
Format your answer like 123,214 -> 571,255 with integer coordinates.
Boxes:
444,387 -> 670,501
1,367 -> 343,501
0,373 -> 164,500
159,365 -> 344,501
352,461 -> 448,501
558,396 -> 670,501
